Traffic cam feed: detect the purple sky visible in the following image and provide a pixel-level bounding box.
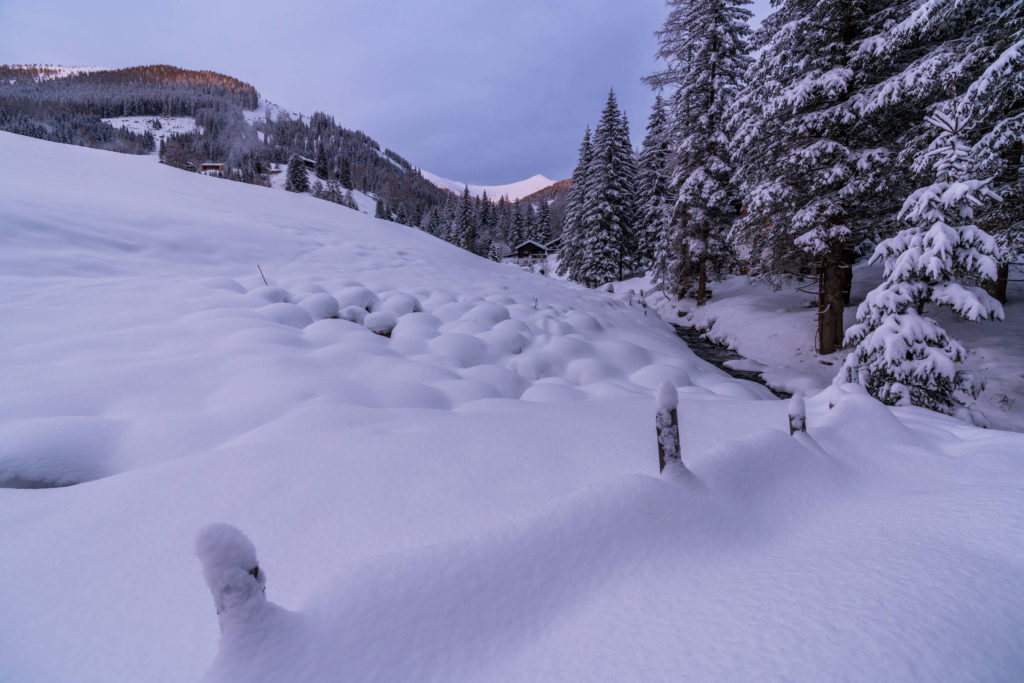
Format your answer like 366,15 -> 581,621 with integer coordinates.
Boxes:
0,0 -> 772,184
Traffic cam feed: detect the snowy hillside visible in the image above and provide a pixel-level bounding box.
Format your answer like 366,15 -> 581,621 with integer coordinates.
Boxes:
421,169 -> 556,200
1,131 -> 1023,682
2,64 -> 106,81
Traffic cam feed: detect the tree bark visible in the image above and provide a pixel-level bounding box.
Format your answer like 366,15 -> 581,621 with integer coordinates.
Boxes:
817,246 -> 846,355
696,260 -> 708,307
987,262 -> 1009,304
840,247 -> 855,305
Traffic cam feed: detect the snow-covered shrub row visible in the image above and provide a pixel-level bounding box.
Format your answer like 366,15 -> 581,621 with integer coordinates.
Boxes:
222,277 -> 776,411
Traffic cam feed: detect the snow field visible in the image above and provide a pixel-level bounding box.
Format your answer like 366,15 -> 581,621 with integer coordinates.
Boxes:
102,115 -> 200,150
1,131 -> 1023,682
206,387 -> 1024,682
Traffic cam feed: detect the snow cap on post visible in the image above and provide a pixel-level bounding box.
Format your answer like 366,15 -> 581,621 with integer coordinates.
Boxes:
196,523 -> 266,618
656,381 -> 678,413
655,381 -> 685,475
788,393 -> 806,435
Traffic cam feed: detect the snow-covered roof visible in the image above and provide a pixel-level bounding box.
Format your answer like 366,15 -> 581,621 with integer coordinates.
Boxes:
514,240 -> 549,251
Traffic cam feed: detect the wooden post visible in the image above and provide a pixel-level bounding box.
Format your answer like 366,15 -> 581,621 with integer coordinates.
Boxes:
788,393 -> 806,435
196,523 -> 267,630
656,382 -> 683,473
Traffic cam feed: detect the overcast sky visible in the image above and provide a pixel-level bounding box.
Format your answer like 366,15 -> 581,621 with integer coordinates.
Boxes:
0,0 -> 772,184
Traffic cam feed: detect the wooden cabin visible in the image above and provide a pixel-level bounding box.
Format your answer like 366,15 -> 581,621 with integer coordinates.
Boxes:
510,240 -> 550,266
200,162 -> 225,174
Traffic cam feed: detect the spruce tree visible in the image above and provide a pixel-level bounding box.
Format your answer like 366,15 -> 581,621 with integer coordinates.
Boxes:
285,154 -> 309,193
958,2 -> 1024,302
338,157 -> 353,190
496,196 -> 512,245
524,204 -> 538,242
509,200 -> 526,248
635,95 -> 673,283
453,186 -> 477,252
726,0 -> 1021,352
558,126 -> 593,280
478,190 -> 492,231
487,241 -> 503,262
647,0 -> 751,304
374,198 -> 389,220
579,90 -> 637,286
536,200 -> 553,244
315,144 -> 329,180
841,101 -> 1004,414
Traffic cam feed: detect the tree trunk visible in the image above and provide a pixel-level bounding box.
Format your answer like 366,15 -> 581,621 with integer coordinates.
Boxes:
987,262 -> 1009,304
817,246 -> 846,355
840,247 -> 855,305
696,261 -> 708,307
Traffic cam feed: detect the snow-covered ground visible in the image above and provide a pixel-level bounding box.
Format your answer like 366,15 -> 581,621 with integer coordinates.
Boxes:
102,115 -> 199,150
1,131 -> 1023,681
242,99 -> 291,126
635,265 -> 1024,433
266,164 -> 377,215
421,169 -> 555,201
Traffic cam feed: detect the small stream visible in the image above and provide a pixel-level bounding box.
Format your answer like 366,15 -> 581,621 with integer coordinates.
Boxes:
671,324 -> 791,399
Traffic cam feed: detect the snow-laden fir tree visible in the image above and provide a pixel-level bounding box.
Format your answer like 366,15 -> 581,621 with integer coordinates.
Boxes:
536,199 -> 553,245
646,0 -> 751,304
635,95 -> 673,279
579,91 -> 637,286
478,190 -> 492,231
452,186 -> 477,252
374,197 -> 389,220
284,154 -> 309,193
841,100 -> 1004,414
958,1 -> 1024,303
495,196 -> 512,245
509,199 -> 526,249
728,0 -> 959,352
846,0 -> 1024,304
314,144 -> 329,180
558,126 -> 593,280
487,241 -> 503,262
522,204 -> 536,242
337,157 -> 353,190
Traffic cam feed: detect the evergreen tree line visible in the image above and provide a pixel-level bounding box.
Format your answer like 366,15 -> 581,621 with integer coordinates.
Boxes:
381,186 -> 555,259
624,0 -> 1022,415
0,106 -> 154,154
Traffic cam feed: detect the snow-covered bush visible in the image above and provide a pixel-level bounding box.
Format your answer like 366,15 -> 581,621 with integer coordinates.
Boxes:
840,106 -> 1004,414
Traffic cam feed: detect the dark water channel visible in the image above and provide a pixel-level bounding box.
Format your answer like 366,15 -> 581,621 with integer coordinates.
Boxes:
671,324 -> 791,399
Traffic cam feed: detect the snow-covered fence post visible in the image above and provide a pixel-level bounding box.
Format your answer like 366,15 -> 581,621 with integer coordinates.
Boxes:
788,394 -> 806,435
656,381 -> 683,473
196,523 -> 267,630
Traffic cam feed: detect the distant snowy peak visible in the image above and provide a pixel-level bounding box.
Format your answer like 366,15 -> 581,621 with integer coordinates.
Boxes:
421,170 -> 556,201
